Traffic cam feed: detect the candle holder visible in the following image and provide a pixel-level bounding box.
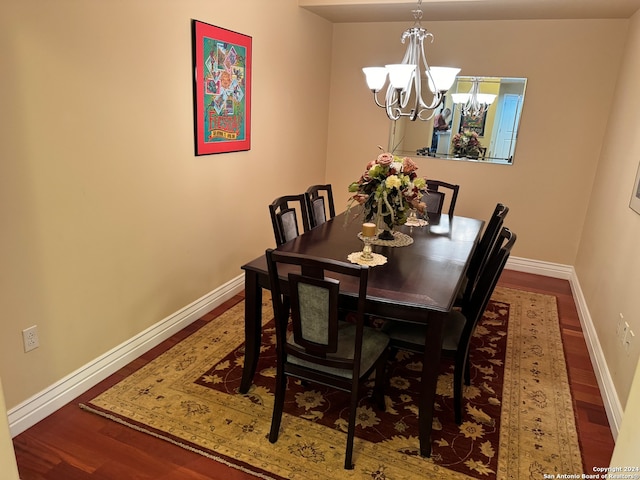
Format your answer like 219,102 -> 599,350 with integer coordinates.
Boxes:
406,209 -> 429,227
361,223 -> 376,261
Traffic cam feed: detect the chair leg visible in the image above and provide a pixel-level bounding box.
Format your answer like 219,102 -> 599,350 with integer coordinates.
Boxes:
389,346 -> 399,361
453,353 -> 465,425
372,353 -> 387,411
344,386 -> 359,470
455,331 -> 473,423
269,371 -> 287,443
464,353 -> 471,386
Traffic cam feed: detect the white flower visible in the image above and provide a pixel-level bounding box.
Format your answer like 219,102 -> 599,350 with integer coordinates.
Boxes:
385,175 -> 401,189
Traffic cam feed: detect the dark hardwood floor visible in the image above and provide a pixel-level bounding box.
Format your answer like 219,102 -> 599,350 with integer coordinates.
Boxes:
12,270 -> 615,479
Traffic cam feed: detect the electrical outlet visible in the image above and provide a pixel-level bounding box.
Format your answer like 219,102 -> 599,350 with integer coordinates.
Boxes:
22,325 -> 40,352
624,329 -> 635,354
621,321 -> 630,344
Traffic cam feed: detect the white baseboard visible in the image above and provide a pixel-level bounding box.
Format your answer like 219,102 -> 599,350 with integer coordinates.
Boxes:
9,258 -> 623,442
506,255 -> 573,279
568,273 -> 623,438
506,256 -> 622,439
8,274 -> 245,437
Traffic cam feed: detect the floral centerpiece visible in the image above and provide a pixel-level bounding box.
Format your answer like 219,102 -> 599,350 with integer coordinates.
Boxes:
452,130 -> 482,158
347,148 -> 428,239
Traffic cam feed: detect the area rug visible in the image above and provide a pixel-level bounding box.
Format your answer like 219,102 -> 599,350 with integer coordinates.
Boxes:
80,287 -> 582,479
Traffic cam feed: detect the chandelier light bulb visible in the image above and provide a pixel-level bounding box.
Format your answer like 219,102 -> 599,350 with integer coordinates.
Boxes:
362,67 -> 388,91
427,66 -> 461,93
386,64 -> 416,91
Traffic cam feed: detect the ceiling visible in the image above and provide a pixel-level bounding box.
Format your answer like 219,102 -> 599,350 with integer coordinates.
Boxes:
299,0 -> 640,23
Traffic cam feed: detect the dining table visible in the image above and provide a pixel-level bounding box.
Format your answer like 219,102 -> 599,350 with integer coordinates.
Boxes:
239,211 -> 484,457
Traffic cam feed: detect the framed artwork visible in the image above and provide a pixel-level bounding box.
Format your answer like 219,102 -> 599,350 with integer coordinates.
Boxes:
459,111 -> 487,136
630,162 -> 640,214
192,20 -> 252,155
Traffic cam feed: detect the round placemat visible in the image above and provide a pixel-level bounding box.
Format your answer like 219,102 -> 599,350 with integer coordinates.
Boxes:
347,252 -> 388,266
357,231 -> 414,247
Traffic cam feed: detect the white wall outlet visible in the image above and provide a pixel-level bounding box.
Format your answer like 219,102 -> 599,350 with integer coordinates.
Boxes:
621,321 -> 630,344
22,325 -> 40,352
624,329 -> 635,354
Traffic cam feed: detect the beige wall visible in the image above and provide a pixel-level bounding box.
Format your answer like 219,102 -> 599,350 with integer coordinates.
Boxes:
575,11 -> 640,409
0,0 -> 332,408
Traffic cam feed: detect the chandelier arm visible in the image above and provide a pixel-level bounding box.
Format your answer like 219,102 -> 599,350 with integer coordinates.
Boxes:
395,30 -> 418,112
417,30 -> 441,112
417,109 -> 437,121
387,107 -> 401,121
395,28 -> 422,120
372,90 -> 387,109
410,74 -> 419,121
409,31 -> 422,118
385,87 -> 401,120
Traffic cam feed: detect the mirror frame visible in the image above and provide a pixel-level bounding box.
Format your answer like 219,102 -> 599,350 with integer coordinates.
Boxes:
389,76 -> 527,164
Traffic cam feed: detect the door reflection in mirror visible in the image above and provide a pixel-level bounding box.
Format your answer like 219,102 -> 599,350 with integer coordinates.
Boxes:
389,77 -> 527,164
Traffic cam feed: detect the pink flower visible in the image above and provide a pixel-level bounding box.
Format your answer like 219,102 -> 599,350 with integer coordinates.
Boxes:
353,193 -> 369,205
403,157 -> 418,173
411,199 -> 427,213
376,153 -> 394,166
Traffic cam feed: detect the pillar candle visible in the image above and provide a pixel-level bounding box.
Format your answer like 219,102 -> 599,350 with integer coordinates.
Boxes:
362,222 -> 376,237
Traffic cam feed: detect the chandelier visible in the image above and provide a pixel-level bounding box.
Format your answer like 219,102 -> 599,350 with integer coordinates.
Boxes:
362,0 -> 460,122
451,77 -> 496,117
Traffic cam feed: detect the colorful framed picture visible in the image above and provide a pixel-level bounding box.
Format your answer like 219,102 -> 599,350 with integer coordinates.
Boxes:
192,20 -> 252,155
459,111 -> 487,137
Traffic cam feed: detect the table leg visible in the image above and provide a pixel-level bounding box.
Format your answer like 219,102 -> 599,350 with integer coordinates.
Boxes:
419,312 -> 446,457
239,270 -> 263,394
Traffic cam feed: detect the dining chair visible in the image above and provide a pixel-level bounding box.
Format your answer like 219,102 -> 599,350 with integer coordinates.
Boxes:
424,179 -> 460,217
457,203 -> 509,306
384,227 -> 516,424
265,249 -> 389,470
269,194 -> 312,246
305,184 -> 336,228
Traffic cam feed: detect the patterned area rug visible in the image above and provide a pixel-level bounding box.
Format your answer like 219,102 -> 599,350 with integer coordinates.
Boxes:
80,287 -> 582,479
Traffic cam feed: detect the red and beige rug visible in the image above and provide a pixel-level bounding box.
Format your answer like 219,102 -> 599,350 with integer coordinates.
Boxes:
80,287 -> 582,479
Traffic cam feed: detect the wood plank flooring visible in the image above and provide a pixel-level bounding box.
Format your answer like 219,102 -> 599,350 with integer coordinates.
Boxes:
12,270 -> 615,479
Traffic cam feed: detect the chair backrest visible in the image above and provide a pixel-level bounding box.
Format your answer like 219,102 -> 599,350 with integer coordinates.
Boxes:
462,203 -> 509,302
305,184 -> 336,228
269,194 -> 312,246
265,249 -> 369,375
425,179 -> 460,217
460,227 -> 516,342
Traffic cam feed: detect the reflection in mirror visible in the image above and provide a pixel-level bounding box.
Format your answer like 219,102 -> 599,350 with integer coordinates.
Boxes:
389,76 -> 527,164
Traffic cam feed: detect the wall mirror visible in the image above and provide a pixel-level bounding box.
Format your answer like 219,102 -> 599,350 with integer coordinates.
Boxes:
388,76 -> 527,164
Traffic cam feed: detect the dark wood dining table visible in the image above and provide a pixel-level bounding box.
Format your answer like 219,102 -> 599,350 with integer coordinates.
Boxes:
239,211 -> 484,457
